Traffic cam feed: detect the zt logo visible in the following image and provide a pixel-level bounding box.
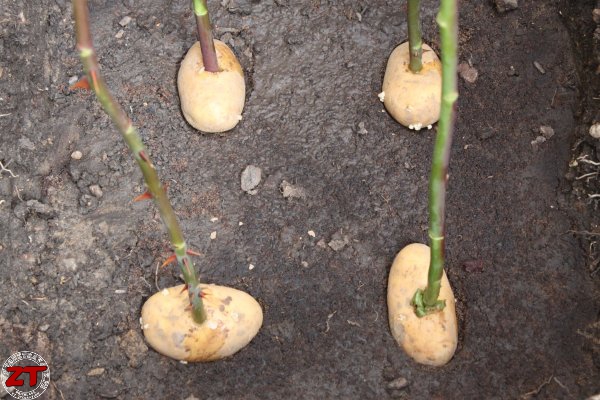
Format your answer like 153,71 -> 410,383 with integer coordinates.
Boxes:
5,366 -> 49,387
1,351 -> 50,399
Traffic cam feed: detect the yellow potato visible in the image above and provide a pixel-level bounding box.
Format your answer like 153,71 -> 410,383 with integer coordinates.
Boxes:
380,42 -> 442,130
178,40 -> 245,133
387,243 -> 457,366
141,284 -> 262,362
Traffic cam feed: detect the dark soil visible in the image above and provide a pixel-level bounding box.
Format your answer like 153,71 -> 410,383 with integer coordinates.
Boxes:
1,0 -> 599,398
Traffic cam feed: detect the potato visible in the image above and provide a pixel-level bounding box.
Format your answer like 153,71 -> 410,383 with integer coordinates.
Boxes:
380,42 -> 442,130
387,243 -> 457,366
178,40 -> 245,133
141,284 -> 262,362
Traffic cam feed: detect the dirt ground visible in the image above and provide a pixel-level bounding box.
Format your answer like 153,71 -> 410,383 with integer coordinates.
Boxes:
1,0 -> 599,398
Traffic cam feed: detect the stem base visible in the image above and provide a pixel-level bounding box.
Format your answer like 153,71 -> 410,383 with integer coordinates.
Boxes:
387,243 -> 457,366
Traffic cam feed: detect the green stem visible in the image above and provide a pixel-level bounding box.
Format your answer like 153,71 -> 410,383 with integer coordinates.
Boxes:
412,0 -> 458,317
73,0 -> 206,324
192,0 -> 219,72
407,0 -> 423,73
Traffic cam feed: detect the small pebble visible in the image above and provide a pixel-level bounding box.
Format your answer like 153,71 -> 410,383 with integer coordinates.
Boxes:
119,15 -> 132,27
115,29 -> 125,39
38,324 -> 50,332
210,231 -> 217,240
531,135 -> 546,149
87,368 -> 105,377
210,217 -> 219,222
507,66 -> 518,77
387,377 -> 409,390
71,150 -> 83,160
589,123 -> 600,139
68,75 -> 78,85
280,180 -> 307,199
533,61 -> 546,74
358,121 -> 368,135
308,230 -> 316,237
241,165 -> 262,195
89,184 -> 103,198
248,264 -> 255,270
458,62 -> 478,83
539,125 -> 554,139
593,9 -> 600,24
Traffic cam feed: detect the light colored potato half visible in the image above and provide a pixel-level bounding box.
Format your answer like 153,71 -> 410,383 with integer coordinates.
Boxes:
381,42 -> 442,130
141,284 -> 262,362
178,40 -> 245,133
387,243 -> 457,366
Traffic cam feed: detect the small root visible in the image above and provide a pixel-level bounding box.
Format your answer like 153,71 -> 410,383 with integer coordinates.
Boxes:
0,160 -> 18,178
324,311 -> 336,333
576,172 -> 599,180
154,261 -> 161,291
520,375 -> 553,399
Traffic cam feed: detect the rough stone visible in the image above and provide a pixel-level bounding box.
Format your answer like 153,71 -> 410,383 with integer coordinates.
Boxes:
387,377 -> 409,390
280,180 -> 307,199
89,184 -> 103,198
458,62 -> 478,83
589,123 -> 600,139
119,15 -> 132,27
241,165 -> 262,195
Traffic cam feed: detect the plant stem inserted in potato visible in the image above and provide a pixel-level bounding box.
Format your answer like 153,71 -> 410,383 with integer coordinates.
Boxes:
73,0 -> 207,325
387,0 -> 459,367
73,0 -> 262,362
178,0 -> 246,132
380,0 -> 442,129
413,0 -> 459,317
407,0 -> 423,73
192,0 -> 219,72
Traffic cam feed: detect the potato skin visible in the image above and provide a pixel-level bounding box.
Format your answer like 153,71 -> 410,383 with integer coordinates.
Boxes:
141,284 -> 262,362
381,42 -> 442,129
178,40 -> 245,133
387,243 -> 457,366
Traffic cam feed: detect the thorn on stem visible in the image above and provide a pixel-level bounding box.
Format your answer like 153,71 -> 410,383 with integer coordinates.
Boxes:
132,182 -> 168,202
133,191 -> 153,202
139,151 -> 150,163
180,284 -> 188,294
69,76 -> 90,91
160,254 -> 177,269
